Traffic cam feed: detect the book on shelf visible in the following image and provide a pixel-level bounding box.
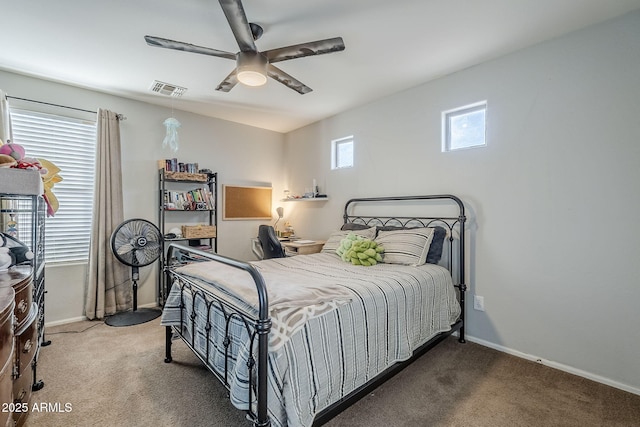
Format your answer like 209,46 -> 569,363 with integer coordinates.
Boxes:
163,186 -> 215,210
158,158 -> 200,173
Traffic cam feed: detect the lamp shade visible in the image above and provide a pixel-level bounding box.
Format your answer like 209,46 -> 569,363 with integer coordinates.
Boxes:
237,52 -> 268,87
274,206 -> 284,229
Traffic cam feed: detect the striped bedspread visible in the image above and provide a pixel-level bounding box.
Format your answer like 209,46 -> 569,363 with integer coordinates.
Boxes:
161,252 -> 461,427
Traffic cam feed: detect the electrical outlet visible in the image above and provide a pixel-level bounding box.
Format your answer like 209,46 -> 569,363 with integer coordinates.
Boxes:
474,295 -> 485,311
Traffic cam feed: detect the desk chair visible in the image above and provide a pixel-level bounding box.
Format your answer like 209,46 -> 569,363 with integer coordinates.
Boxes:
258,225 -> 285,259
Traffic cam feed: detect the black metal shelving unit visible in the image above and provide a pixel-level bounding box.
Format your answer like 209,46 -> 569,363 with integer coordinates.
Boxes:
157,169 -> 217,306
0,192 -> 48,392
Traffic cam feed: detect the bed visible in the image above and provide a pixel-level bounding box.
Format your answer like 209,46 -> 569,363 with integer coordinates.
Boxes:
161,194 -> 467,427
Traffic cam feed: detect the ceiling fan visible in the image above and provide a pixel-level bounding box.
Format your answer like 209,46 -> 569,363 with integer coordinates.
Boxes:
144,0 -> 345,94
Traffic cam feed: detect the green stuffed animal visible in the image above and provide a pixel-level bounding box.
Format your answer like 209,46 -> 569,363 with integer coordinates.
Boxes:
336,233 -> 384,266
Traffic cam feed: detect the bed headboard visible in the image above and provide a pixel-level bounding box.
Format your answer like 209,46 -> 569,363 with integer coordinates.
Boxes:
343,194 -> 466,289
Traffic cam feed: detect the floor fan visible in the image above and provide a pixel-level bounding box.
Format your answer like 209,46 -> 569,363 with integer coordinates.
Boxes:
106,218 -> 162,327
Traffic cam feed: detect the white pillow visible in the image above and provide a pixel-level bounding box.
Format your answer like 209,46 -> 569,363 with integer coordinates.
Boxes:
321,226 -> 377,254
375,227 -> 435,266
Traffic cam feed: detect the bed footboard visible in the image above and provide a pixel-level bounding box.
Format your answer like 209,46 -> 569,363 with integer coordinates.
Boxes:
163,244 -> 272,427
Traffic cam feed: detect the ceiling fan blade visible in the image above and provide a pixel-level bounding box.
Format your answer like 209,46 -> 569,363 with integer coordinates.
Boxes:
267,64 -> 312,95
265,37 -> 345,64
218,0 -> 257,53
215,68 -> 239,92
145,35 -> 236,60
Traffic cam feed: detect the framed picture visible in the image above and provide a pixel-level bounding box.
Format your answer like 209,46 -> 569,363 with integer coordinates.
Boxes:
222,185 -> 272,220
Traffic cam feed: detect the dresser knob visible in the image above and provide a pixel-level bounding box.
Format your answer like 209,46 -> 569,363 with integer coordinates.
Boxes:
23,339 -> 32,353
17,300 -> 28,314
15,389 -> 27,403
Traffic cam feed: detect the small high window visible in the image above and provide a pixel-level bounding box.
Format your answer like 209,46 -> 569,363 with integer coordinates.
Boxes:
331,136 -> 354,169
442,101 -> 487,151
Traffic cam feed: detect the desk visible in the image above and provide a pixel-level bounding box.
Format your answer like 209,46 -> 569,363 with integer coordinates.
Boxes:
282,240 -> 325,256
251,238 -> 326,259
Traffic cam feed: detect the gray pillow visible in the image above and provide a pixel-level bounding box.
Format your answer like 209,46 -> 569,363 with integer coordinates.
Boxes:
341,223 -> 371,231
425,226 -> 446,264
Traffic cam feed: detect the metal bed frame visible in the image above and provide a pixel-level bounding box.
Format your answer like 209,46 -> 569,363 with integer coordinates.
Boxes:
163,194 -> 467,427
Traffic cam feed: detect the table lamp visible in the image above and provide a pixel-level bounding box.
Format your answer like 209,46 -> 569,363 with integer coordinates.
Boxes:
274,206 -> 284,231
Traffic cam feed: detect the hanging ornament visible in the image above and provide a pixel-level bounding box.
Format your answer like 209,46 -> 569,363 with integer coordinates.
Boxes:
163,117 -> 181,152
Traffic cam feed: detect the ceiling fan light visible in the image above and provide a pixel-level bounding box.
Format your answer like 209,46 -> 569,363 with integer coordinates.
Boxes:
237,52 -> 268,87
237,70 -> 267,86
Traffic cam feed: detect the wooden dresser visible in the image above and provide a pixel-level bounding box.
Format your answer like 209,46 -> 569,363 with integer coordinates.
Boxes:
0,266 -> 40,427
0,286 -> 14,427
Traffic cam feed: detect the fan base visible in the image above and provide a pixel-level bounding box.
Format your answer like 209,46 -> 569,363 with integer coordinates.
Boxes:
105,307 -> 162,327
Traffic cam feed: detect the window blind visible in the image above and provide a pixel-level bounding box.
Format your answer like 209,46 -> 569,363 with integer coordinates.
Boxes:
10,109 -> 97,263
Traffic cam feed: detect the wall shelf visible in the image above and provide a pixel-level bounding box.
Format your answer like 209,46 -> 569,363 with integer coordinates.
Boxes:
281,198 -> 329,202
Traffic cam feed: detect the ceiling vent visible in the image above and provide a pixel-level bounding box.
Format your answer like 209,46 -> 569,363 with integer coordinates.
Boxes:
149,81 -> 187,97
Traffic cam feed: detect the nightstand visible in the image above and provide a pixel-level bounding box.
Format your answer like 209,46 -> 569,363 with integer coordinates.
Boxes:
282,240 -> 325,256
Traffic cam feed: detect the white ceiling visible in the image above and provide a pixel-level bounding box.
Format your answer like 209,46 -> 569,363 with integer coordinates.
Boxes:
2,0 -> 639,133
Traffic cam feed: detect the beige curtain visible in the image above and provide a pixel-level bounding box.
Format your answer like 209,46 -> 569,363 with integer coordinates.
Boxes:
0,90 -> 12,143
85,109 -> 129,320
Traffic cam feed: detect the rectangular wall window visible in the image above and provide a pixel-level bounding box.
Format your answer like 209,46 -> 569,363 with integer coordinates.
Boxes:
442,101 -> 487,152
10,108 -> 97,263
331,135 -> 354,169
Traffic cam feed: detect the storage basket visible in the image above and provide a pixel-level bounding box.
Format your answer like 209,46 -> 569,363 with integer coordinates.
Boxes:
165,171 -> 208,182
181,225 -> 217,239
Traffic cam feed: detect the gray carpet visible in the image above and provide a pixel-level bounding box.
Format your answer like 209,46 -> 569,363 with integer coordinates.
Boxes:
24,318 -> 640,427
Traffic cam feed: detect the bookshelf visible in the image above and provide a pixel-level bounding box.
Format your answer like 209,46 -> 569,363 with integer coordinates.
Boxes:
157,168 -> 217,305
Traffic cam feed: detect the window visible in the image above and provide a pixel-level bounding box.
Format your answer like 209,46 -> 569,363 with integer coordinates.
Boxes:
442,101 -> 487,151
10,109 -> 97,263
331,136 -> 354,169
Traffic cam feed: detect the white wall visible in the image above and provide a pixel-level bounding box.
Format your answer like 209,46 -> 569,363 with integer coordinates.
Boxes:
0,70 -> 285,323
283,12 -> 640,393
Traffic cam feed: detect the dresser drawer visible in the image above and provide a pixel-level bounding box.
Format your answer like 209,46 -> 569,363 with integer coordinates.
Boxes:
12,364 -> 32,427
0,287 -> 14,368
0,353 -> 14,427
14,304 -> 38,376
1,410 -> 12,427
13,276 -> 32,331
0,266 -> 33,330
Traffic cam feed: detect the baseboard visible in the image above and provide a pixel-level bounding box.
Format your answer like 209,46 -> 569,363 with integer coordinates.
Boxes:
138,302 -> 160,309
465,334 -> 640,397
44,303 -> 160,328
45,316 -> 87,327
